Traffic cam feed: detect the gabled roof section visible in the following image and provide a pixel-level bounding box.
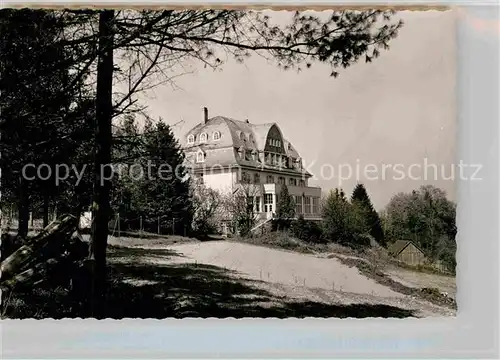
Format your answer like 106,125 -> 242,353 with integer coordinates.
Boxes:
284,140 -> 300,158
250,123 -> 275,151
388,240 -> 425,256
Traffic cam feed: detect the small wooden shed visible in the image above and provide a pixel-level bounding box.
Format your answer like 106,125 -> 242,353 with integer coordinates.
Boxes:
388,240 -> 426,266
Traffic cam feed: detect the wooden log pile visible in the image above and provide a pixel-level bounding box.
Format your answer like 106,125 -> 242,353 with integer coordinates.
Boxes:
1,214 -> 89,294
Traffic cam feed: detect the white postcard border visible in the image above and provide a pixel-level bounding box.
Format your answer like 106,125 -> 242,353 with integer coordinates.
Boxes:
0,3 -> 498,359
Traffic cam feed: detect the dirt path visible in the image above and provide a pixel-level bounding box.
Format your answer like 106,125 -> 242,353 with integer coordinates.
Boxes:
385,267 -> 457,299
166,241 -> 402,298
111,240 -> 456,317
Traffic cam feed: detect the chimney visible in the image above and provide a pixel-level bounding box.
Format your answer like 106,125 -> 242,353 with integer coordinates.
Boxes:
203,107 -> 208,124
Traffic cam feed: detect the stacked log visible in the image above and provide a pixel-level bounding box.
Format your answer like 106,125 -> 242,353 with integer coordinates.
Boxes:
1,214 -> 88,293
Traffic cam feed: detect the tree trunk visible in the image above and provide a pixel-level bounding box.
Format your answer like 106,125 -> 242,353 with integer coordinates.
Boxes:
18,178 -> 30,238
88,9 -> 115,316
43,193 -> 50,228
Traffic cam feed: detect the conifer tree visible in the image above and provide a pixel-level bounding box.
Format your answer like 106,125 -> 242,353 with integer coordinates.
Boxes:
322,188 -> 367,246
129,120 -> 193,234
351,183 -> 385,246
0,9 -> 94,235
276,184 -> 295,230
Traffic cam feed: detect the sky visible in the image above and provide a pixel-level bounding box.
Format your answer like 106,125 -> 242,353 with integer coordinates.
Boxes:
137,10 -> 456,210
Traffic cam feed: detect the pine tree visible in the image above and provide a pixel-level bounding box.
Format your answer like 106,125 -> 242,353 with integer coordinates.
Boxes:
322,188 -> 367,246
350,183 -> 385,246
275,184 -> 295,230
276,185 -> 295,219
0,9 -> 94,234
130,120 -> 193,234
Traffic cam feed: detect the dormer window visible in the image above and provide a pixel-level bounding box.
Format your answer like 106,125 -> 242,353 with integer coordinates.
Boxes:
196,150 -> 205,163
213,131 -> 221,141
200,133 -> 208,143
187,134 -> 195,144
296,157 -> 302,169
237,147 -> 244,159
239,132 -> 245,141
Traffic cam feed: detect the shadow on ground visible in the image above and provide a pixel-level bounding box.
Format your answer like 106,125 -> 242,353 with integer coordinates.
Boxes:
99,247 -> 417,319
105,230 -> 172,240
107,245 -> 185,259
3,246 -> 417,319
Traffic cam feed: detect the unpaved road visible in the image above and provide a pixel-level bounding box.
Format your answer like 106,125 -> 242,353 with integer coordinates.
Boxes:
109,240 -> 456,318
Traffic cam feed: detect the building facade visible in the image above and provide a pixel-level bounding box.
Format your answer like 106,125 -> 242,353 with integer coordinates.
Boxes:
182,108 -> 322,229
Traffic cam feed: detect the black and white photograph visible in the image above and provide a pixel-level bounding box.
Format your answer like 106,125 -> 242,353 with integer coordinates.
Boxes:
0,7 -> 458,319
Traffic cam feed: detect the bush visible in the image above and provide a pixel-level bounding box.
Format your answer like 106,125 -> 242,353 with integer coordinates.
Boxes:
290,217 -> 324,244
236,231 -> 313,253
349,233 -> 372,250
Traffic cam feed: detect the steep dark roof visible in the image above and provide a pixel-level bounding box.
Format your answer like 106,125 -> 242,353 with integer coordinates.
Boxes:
183,116 -> 312,177
388,240 -> 424,256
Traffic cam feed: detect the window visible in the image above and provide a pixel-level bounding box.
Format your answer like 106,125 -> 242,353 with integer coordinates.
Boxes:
289,178 -> 297,186
299,179 -> 305,187
213,131 -> 221,140
196,150 -> 205,163
197,174 -> 204,185
278,176 -> 285,185
187,134 -> 195,144
237,147 -> 244,159
240,171 -> 251,184
239,132 -> 245,141
253,173 -> 261,184
255,196 -> 261,212
266,175 -> 274,183
312,197 -> 319,214
244,150 -> 252,161
251,150 -> 257,161
295,196 -> 303,214
304,196 -> 311,214
264,194 -> 273,213
200,133 -> 208,143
